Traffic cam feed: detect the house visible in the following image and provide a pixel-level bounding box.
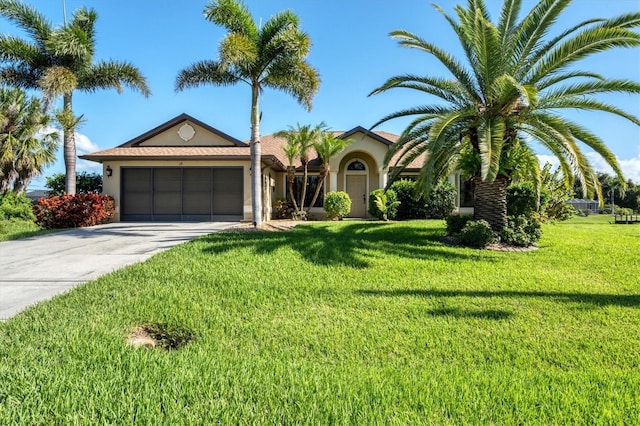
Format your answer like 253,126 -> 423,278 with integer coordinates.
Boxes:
81,113 -> 472,222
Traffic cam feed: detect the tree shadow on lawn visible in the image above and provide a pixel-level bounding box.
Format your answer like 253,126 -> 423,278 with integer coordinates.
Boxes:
357,289 -> 640,309
200,222 -> 490,268
426,307 -> 514,320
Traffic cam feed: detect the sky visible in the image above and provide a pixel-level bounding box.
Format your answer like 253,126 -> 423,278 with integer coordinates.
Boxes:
2,0 -> 639,189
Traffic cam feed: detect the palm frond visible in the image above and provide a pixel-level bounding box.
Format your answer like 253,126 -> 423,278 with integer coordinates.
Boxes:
539,96 -> 640,126
369,74 -> 468,105
78,61 -> 151,97
263,59 -> 319,111
0,0 -> 52,46
390,30 -> 480,101
536,71 -> 604,90
204,0 -> 258,42
219,33 -> 259,69
478,116 -> 506,181
175,60 -> 244,92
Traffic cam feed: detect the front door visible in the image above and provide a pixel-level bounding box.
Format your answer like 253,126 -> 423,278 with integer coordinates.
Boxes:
346,175 -> 367,217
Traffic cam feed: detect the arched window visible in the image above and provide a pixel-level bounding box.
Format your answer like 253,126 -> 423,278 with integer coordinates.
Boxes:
347,160 -> 366,171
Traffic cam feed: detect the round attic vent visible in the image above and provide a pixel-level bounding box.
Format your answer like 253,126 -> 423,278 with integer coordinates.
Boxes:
178,123 -> 196,141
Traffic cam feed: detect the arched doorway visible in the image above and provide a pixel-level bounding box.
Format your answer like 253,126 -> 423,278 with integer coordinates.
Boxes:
345,159 -> 368,217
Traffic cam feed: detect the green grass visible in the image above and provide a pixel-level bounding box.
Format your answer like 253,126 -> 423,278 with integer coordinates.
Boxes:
0,219 -> 54,241
1,216 -> 638,424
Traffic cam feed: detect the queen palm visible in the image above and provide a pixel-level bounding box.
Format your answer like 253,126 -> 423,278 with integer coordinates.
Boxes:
0,0 -> 151,194
370,0 -> 640,231
276,123 -> 325,214
306,131 -> 351,213
176,0 -> 320,226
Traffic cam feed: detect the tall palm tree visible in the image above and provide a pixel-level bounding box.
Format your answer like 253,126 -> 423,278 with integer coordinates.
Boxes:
0,0 -> 151,194
370,0 -> 640,232
176,0 -> 320,226
275,123 -> 325,214
283,136 -> 300,212
0,86 -> 57,194
306,131 -> 351,213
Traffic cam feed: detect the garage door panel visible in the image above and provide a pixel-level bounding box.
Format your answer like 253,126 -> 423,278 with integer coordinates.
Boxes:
121,167 -> 242,221
213,168 -> 243,215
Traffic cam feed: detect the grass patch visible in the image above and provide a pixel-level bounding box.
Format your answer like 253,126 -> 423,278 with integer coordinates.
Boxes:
0,216 -> 638,424
0,219 -> 55,241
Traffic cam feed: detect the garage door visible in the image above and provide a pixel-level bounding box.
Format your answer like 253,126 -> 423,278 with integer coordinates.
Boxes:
121,167 -> 243,221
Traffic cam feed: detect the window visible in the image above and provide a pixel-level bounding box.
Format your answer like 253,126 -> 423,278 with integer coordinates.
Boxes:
347,160 -> 366,171
288,175 -> 324,207
460,178 -> 474,207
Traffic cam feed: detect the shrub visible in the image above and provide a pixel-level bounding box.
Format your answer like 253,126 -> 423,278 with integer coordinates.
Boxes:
390,180 -> 427,220
34,194 -> 115,229
324,191 -> 351,220
501,215 -> 542,247
45,172 -> 103,196
425,181 -> 457,219
0,191 -> 36,222
273,198 -> 294,219
507,182 -> 538,216
459,220 -> 495,248
446,214 -> 473,235
368,188 -> 398,220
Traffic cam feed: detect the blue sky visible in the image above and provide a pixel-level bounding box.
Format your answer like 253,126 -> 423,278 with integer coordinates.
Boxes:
2,0 -> 639,188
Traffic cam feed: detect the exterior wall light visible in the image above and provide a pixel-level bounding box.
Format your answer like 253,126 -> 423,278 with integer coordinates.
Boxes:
106,166 -> 113,177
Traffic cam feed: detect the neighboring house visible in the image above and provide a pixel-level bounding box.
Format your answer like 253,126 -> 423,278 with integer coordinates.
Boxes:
81,113 -> 471,222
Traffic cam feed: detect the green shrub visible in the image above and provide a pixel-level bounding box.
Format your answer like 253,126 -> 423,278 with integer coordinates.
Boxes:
501,215 -> 542,247
34,194 -> 115,229
425,181 -> 457,219
45,172 -> 103,195
324,191 -> 351,220
368,188 -> 398,220
0,191 -> 36,222
459,220 -> 495,248
446,214 -> 473,235
390,180 -> 427,220
373,192 -> 400,221
507,182 -> 538,216
273,198 -> 294,219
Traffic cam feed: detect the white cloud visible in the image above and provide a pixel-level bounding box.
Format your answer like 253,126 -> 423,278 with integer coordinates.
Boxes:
37,126 -> 100,155
538,152 -> 640,184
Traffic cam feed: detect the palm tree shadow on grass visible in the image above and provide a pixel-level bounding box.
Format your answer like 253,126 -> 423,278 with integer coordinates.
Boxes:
357,289 -> 640,309
200,222 -> 487,268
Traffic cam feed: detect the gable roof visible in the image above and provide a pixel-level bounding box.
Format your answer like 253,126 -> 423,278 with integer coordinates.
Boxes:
119,113 -> 248,147
80,114 -> 425,171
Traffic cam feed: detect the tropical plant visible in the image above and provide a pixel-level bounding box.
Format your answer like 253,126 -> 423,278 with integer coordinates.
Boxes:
323,191 -> 351,220
370,0 -> 640,233
306,131 -> 351,212
368,188 -> 399,220
175,0 -> 320,226
0,0 -> 150,195
0,86 -> 57,194
373,191 -> 400,221
275,123 -> 325,215
0,190 -> 35,221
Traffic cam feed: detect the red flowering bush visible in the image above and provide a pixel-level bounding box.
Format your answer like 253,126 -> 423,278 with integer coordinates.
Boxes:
34,194 -> 115,229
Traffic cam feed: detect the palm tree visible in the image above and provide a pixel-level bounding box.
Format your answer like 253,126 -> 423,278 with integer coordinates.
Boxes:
0,0 -> 151,194
175,0 -> 320,226
283,136 -> 300,212
370,0 -> 640,232
275,123 -> 325,215
306,131 -> 351,213
0,86 -> 57,194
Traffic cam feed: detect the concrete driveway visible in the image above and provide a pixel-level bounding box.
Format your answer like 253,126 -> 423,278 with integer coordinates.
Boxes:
0,222 -> 236,320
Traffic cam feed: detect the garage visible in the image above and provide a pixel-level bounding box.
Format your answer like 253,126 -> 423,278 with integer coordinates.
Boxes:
121,167 -> 243,221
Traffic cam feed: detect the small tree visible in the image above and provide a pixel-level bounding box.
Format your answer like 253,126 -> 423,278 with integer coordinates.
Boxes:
46,172 -> 102,195
374,192 -> 400,221
306,131 -> 351,213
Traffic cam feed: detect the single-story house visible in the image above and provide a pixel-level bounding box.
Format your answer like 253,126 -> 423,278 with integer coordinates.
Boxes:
81,113 -> 474,222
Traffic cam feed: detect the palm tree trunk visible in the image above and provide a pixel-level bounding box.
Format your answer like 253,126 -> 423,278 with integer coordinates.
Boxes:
306,164 -> 328,214
287,166 -> 299,211
250,83 -> 262,226
473,176 -> 509,232
299,160 -> 308,212
63,93 -> 76,195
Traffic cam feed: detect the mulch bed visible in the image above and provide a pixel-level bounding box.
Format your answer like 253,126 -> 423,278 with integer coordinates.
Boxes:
440,235 -> 538,252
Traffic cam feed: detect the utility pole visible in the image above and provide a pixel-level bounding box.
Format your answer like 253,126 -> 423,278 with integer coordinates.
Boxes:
62,0 -> 67,24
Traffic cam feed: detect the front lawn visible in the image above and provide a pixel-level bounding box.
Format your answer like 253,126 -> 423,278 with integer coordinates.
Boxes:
0,216 -> 638,424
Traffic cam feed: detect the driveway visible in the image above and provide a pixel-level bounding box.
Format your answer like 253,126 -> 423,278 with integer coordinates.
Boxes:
0,222 -> 236,320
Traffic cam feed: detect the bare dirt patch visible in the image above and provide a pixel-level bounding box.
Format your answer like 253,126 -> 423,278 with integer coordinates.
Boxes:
225,220 -> 301,233
126,323 -> 194,350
